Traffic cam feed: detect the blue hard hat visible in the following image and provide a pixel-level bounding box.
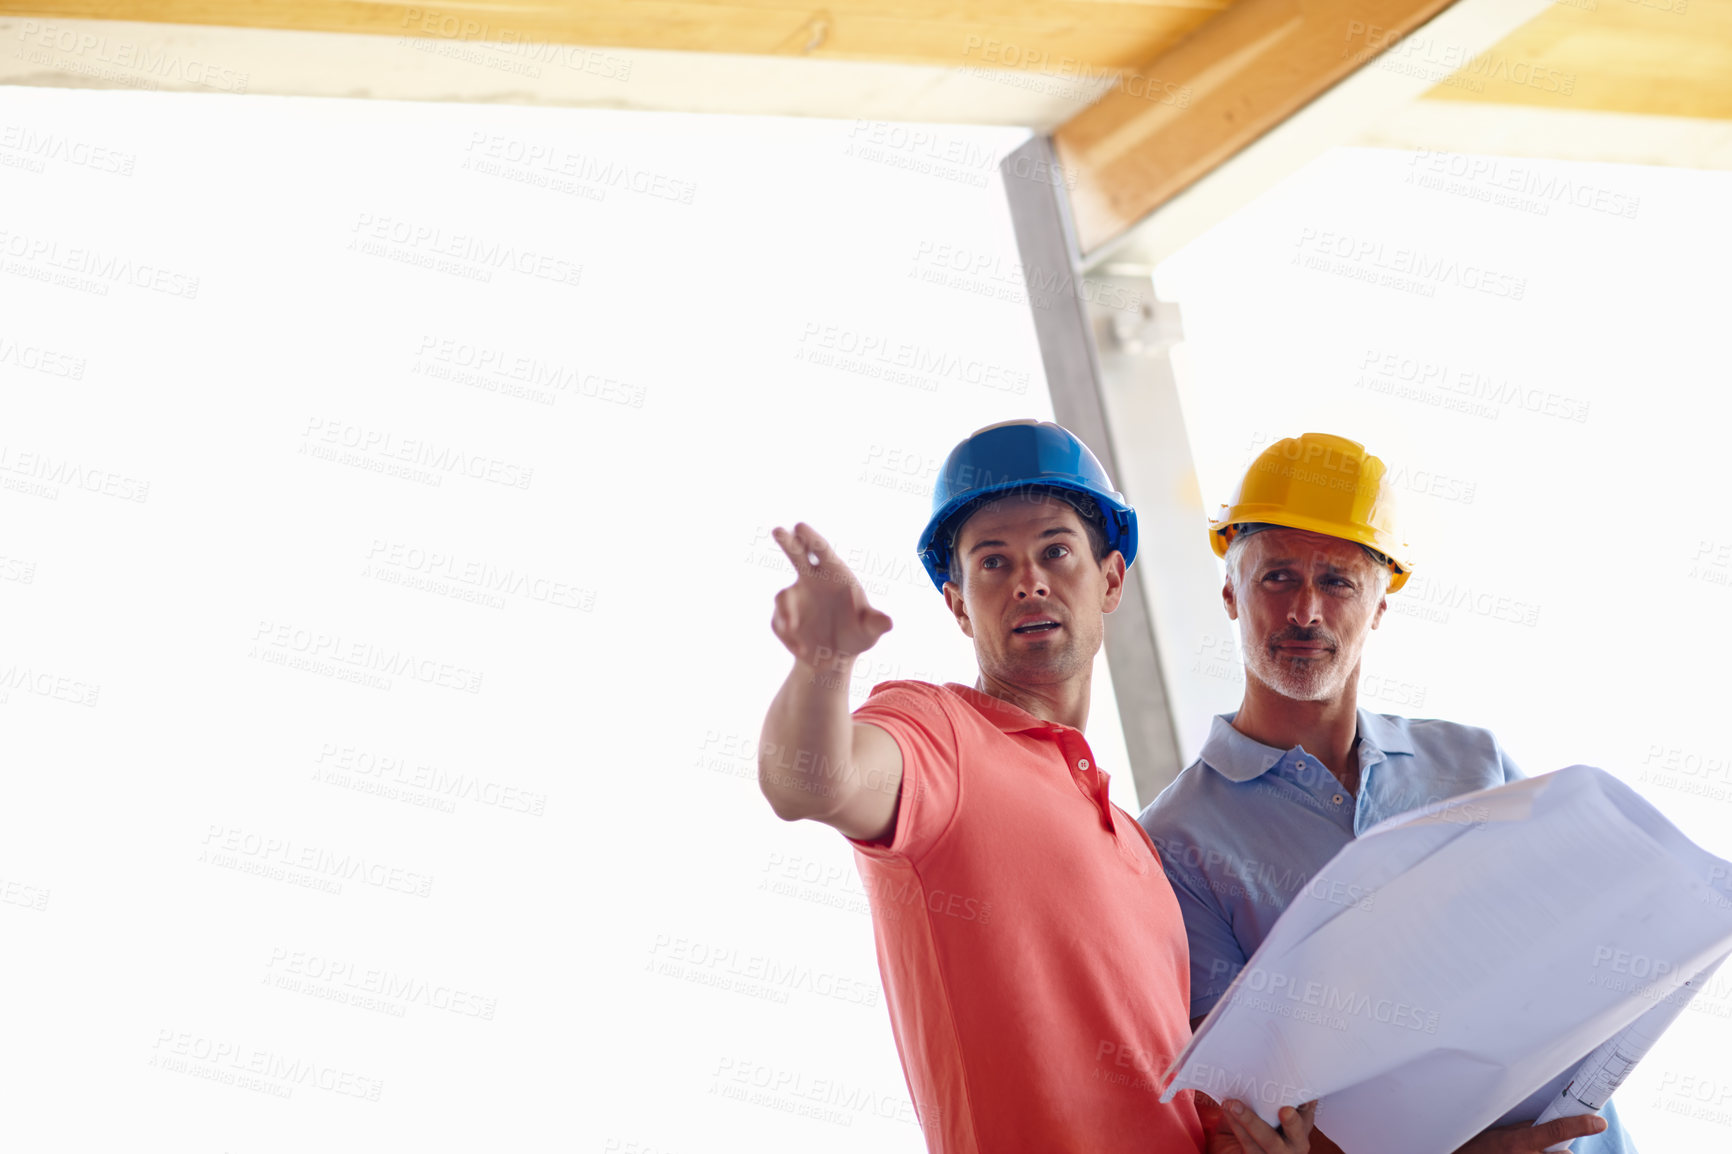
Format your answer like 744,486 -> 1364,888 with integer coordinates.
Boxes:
917,419 -> 1138,592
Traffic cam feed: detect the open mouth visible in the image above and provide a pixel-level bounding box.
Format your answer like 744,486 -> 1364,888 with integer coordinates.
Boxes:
1013,622 -> 1061,635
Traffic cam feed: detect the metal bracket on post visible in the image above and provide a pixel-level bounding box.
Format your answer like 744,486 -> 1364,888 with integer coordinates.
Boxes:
999,134 -> 1185,808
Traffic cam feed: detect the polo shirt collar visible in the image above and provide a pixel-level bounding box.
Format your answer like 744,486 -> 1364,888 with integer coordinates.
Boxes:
944,682 -> 1071,735
1199,707 -> 1414,783
1356,707 -> 1415,757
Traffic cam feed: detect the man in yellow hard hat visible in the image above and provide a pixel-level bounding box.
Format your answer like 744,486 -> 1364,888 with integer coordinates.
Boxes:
1137,433 -> 1637,1154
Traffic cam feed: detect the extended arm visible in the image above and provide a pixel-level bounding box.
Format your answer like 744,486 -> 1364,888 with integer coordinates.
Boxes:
758,523 -> 903,843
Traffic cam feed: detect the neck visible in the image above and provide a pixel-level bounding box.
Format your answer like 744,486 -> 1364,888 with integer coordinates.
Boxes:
975,669 -> 1092,732
1231,671 -> 1362,793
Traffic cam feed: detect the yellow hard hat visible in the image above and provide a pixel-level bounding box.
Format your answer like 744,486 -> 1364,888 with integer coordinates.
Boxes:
1208,433 -> 1412,593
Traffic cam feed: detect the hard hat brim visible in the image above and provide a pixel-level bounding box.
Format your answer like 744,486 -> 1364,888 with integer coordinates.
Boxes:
1210,509 -> 1410,593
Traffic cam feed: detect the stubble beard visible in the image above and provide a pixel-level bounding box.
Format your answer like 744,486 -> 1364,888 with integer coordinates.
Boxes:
1247,646 -> 1348,703
991,630 -> 1090,687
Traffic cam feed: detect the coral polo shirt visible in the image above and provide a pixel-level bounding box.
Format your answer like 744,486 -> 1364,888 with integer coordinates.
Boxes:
847,680 -> 1203,1154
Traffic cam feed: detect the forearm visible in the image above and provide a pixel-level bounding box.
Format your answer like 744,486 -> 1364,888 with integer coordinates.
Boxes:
758,653 -> 858,821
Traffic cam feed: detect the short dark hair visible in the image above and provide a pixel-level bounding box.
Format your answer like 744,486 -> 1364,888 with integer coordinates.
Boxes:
947,485 -> 1113,587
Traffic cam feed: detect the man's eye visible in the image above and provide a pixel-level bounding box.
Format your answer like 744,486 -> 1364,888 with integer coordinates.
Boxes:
982,556 -> 1002,569
1047,545 -> 1069,559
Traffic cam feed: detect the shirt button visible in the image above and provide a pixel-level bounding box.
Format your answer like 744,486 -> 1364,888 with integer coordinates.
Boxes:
1078,759 -> 1090,770
1296,760 -> 1307,771
1333,794 -> 1345,805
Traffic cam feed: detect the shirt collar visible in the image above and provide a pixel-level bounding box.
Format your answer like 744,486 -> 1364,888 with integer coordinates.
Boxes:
1199,708 -> 1415,783
944,682 -> 1072,735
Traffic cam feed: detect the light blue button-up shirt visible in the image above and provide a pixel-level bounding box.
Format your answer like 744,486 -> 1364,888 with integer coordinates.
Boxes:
1138,709 -> 1636,1154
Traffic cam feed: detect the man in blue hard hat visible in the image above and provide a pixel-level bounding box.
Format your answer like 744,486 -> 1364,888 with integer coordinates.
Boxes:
757,419 -> 1317,1154
1139,433 -> 1634,1154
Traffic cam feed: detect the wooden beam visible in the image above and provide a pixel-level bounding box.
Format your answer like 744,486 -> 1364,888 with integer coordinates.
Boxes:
1053,0 -> 1461,256
1,0 -> 1230,72
1083,0 -> 1550,272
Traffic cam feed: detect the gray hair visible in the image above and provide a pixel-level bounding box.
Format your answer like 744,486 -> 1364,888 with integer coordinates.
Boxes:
1222,522 -> 1392,594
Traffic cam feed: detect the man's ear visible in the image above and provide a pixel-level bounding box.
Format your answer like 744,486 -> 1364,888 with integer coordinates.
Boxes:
1100,551 -> 1127,613
1371,592 -> 1387,629
943,580 -> 974,638
1222,576 -> 1239,622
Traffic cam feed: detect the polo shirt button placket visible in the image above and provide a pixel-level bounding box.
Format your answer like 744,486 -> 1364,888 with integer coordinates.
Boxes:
1058,736 -> 1115,833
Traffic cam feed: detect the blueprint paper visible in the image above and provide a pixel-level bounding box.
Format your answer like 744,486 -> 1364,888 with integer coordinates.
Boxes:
1159,766 -> 1732,1154
1532,954 -> 1728,1150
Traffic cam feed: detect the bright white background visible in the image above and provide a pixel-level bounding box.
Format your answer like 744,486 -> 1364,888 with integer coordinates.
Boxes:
2,83 -> 1728,1151
0,86 -> 1132,1153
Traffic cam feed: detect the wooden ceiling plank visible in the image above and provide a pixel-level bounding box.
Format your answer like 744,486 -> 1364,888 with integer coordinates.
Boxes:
1419,0 -> 1732,120
4,0 -> 1233,69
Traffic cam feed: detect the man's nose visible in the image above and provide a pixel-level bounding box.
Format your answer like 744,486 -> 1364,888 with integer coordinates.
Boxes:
1015,560 -> 1050,599
1288,582 -> 1324,624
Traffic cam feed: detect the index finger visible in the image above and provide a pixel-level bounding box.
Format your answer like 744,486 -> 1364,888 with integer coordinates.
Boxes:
770,526 -> 814,573
1528,1112 -> 1608,1149
792,522 -> 839,567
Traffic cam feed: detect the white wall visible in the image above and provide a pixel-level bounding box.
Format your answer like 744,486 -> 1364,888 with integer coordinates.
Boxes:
0,86 -> 1154,1152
